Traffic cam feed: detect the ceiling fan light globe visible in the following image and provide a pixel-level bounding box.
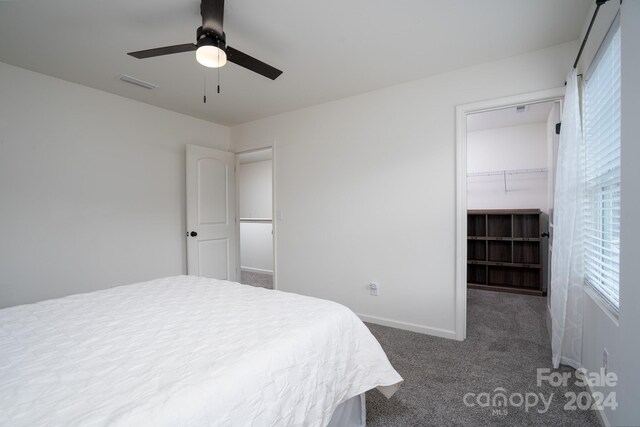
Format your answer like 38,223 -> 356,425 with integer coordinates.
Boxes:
196,45 -> 227,68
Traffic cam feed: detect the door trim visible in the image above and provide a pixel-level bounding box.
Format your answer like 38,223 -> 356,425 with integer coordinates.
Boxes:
455,87 -> 565,341
234,142 -> 278,290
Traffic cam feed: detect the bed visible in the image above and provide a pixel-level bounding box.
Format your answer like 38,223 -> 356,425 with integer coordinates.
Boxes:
0,275 -> 402,426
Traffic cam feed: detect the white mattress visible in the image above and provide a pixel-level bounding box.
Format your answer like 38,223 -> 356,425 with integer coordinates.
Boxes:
0,276 -> 402,426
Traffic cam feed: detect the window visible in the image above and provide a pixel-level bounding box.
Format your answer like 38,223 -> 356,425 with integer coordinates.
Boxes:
583,18 -> 621,312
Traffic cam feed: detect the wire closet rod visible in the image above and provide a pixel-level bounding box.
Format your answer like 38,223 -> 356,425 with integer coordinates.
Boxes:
468,168 -> 549,193
239,218 -> 273,223
467,167 -> 549,178
573,0 -> 611,69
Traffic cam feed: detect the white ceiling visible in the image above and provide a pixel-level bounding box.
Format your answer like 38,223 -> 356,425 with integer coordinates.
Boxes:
0,0 -> 590,126
467,101 -> 556,132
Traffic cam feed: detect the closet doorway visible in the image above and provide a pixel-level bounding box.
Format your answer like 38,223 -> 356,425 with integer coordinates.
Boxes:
237,148 -> 274,289
455,87 -> 564,340
465,100 -> 560,297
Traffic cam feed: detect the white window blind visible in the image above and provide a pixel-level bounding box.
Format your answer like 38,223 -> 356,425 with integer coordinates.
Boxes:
583,18 -> 621,312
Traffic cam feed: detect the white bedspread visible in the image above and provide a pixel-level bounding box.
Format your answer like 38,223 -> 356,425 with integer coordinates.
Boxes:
0,276 -> 402,426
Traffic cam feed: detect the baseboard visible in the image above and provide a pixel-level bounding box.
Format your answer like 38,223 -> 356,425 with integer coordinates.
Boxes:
240,267 -> 273,275
546,303 -> 552,346
583,373 -> 610,427
356,313 -> 457,340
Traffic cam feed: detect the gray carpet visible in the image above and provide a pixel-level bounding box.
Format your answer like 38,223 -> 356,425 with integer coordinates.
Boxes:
365,289 -> 601,427
240,270 -> 273,289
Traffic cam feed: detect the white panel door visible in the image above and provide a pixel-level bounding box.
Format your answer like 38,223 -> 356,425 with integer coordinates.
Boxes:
186,144 -> 237,280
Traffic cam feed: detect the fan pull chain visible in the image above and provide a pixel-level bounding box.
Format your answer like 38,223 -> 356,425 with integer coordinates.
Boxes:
203,71 -> 207,104
217,49 -> 221,94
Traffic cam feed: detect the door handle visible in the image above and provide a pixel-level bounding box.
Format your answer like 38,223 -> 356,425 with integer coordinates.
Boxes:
541,232 -> 550,238
190,231 -> 198,237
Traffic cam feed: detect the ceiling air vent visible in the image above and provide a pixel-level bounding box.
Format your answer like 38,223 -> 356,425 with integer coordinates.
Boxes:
118,74 -> 157,90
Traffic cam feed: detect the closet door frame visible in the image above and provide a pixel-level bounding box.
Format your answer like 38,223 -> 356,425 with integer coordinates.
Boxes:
233,141 -> 278,290
455,87 -> 564,341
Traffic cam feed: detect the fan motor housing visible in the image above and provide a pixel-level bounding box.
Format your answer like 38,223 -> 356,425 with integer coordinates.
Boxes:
196,26 -> 226,50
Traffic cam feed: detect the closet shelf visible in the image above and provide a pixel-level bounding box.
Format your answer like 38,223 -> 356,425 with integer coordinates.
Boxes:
468,236 -> 541,241
467,210 -> 545,295
467,167 -> 549,193
467,260 -> 541,269
467,283 -> 544,297
240,218 -> 272,223
467,167 -> 549,177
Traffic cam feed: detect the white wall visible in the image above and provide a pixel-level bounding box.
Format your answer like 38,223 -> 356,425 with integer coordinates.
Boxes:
240,223 -> 273,273
231,41 -> 576,337
0,62 -> 230,308
579,1 -> 640,425
617,3 -> 640,423
239,160 -> 273,273
467,122 -> 549,212
239,160 -> 272,219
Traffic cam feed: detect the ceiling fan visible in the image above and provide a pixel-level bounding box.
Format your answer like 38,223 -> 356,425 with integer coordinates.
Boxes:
127,0 -> 282,80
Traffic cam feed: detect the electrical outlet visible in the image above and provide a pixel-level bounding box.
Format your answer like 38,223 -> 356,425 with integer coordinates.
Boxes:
603,348 -> 609,374
369,282 -> 379,296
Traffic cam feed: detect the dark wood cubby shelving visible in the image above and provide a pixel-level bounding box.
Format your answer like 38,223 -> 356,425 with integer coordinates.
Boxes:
467,209 -> 544,296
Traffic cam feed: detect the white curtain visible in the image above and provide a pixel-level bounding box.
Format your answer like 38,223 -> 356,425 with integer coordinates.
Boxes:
550,69 -> 584,369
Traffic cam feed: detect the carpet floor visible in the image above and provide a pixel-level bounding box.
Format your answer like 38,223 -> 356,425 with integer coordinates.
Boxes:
365,289 -> 601,426
240,270 -> 273,289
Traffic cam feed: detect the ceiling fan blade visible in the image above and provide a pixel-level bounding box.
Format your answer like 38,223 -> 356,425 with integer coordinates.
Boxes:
128,43 -> 197,59
201,0 -> 225,38
226,46 -> 283,80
